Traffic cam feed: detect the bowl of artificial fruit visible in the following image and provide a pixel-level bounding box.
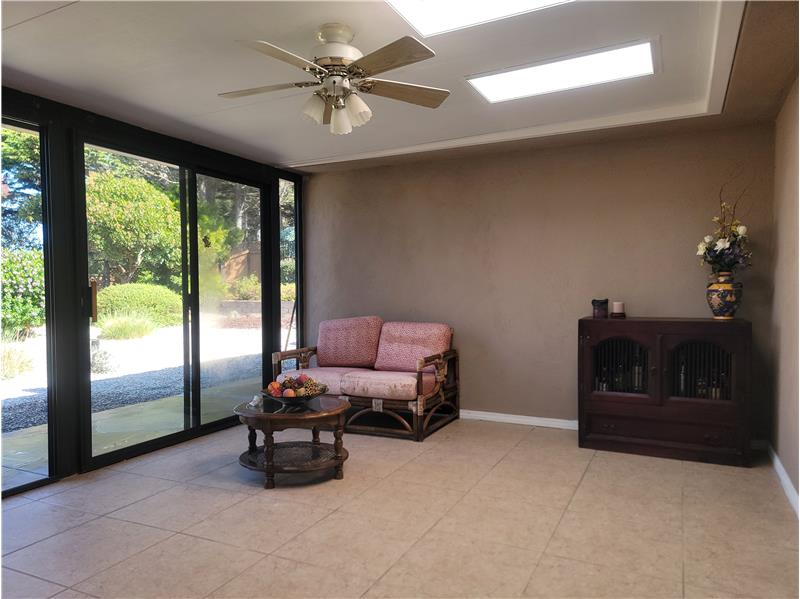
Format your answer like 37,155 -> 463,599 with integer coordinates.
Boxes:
264,374 -> 328,405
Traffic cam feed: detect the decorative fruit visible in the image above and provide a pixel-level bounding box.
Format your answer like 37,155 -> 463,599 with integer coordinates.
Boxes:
282,388 -> 296,398
267,381 -> 281,393
295,388 -> 307,396
269,388 -> 282,398
297,373 -> 310,384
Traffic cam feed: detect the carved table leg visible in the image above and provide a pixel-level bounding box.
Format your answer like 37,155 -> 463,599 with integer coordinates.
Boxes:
334,416 -> 344,480
264,428 -> 275,489
248,426 -> 257,454
312,426 -> 320,446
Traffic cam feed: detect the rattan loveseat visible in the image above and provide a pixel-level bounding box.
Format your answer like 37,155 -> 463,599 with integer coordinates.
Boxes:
271,316 -> 459,441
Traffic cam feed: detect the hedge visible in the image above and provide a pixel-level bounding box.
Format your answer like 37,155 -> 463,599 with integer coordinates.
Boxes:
97,283 -> 182,326
1,249 -> 46,334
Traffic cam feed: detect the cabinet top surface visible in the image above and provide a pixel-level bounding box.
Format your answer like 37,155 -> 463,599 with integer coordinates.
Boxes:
580,316 -> 750,324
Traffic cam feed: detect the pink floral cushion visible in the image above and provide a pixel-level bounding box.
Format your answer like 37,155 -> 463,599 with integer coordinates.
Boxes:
341,370 -> 436,400
374,322 -> 452,373
316,316 -> 384,368
277,367 -> 372,396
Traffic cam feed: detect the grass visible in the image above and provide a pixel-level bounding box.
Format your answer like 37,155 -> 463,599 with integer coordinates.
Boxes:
99,313 -> 156,340
1,332 -> 33,379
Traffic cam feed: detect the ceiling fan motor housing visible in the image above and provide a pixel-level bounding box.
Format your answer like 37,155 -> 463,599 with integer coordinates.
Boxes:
313,23 -> 363,67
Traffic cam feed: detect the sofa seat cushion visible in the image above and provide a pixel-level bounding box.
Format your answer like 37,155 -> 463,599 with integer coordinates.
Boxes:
374,322 -> 452,373
277,367 -> 372,396
340,370 -> 435,401
316,316 -> 384,368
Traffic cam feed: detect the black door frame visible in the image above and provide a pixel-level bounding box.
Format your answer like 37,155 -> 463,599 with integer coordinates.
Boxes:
2,87 -> 304,494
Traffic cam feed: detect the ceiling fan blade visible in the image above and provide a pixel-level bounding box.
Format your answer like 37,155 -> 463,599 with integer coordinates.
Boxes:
348,36 -> 435,78
356,78 -> 450,108
322,100 -> 333,125
218,81 -> 320,99
240,40 -> 327,76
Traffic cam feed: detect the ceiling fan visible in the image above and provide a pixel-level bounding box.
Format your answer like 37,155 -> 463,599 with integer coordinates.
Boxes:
218,23 -> 451,135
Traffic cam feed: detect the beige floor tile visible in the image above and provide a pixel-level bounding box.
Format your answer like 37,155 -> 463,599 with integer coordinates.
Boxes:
3,501 -> 97,555
51,590 -> 97,598
389,449 -> 495,492
433,491 -> 563,554
545,508 -> 683,582
588,451 -> 685,485
74,533 -> 261,598
276,510 -> 427,581
343,445 -> 428,480
506,428 -> 594,466
22,471 -> 116,501
106,483 -> 249,531
40,472 -> 175,515
341,476 -> 465,529
2,568 -> 65,599
210,555 -> 374,598
684,464 -> 790,513
684,533 -> 799,598
184,495 -> 330,553
122,445 -> 238,481
683,585 -> 749,598
523,555 -> 682,598
365,530 -> 538,598
2,496 -> 33,511
187,462 -> 266,494
3,517 -> 172,587
471,459 -> 586,509
269,469 -> 382,510
684,494 -> 798,551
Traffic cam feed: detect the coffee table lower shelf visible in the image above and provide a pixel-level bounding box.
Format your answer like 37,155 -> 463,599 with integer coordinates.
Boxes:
239,441 -> 349,476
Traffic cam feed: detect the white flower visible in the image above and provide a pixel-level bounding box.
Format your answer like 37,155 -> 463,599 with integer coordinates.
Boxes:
714,238 -> 731,251
696,242 -> 708,256
737,225 -> 747,236
704,235 -> 714,243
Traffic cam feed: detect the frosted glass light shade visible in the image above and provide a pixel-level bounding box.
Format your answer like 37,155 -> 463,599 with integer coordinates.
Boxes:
346,94 -> 372,127
301,94 -> 326,125
330,107 -> 352,135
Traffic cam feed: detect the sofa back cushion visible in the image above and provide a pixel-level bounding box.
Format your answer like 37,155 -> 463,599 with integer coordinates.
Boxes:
374,322 -> 452,372
316,316 -> 384,368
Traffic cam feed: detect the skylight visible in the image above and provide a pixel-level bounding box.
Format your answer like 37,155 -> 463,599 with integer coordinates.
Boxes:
387,0 -> 572,37
468,42 -> 655,103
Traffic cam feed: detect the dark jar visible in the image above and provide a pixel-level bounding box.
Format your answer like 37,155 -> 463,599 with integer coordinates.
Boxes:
592,299 -> 609,319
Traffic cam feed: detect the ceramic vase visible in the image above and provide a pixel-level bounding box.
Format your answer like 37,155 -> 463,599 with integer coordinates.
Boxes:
706,271 -> 743,320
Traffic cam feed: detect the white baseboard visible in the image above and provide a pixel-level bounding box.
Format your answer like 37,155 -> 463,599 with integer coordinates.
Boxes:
768,445 -> 799,516
460,409 -> 578,430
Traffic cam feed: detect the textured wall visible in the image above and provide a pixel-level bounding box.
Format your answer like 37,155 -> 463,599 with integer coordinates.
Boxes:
304,125 -> 775,433
771,79 -> 798,490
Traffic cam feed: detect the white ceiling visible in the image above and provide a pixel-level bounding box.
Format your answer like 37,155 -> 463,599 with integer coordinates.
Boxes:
2,1 -> 744,169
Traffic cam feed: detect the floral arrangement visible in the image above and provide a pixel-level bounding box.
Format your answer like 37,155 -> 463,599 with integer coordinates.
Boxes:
696,199 -> 752,274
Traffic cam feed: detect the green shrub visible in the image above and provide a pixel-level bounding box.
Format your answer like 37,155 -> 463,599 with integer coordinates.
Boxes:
280,283 -> 296,302
98,314 -> 156,339
1,249 -> 46,335
97,283 -> 181,326
231,275 -> 261,300
280,258 -> 296,284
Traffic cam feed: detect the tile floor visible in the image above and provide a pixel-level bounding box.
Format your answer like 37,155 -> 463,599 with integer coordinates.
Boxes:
2,420 -> 797,598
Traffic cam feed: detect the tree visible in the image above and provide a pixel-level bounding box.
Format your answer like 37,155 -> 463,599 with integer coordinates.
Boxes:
86,172 -> 181,285
1,127 -> 43,250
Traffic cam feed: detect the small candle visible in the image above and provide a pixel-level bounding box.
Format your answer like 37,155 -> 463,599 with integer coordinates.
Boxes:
612,301 -> 625,313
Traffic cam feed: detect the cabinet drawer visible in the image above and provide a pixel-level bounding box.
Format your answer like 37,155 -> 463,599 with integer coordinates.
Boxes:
587,414 -> 737,448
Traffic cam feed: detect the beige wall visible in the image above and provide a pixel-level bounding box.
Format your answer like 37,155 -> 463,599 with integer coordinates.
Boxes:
772,79 -> 798,490
305,125 -> 775,432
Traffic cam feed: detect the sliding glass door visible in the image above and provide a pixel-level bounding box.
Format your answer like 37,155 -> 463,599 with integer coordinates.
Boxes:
83,144 -> 188,457
1,122 -> 51,491
195,173 -> 264,424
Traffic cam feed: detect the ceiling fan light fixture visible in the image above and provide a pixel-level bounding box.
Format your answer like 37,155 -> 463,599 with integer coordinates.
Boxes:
301,93 -> 326,124
330,107 -> 353,135
346,93 -> 372,127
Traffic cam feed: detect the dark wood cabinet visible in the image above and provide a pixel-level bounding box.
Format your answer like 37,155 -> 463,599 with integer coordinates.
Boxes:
578,317 -> 751,465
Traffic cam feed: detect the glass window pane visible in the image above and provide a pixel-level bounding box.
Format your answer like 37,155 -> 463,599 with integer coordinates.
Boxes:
197,174 -> 262,424
1,123 -> 49,490
279,180 -> 298,370
84,144 -> 186,456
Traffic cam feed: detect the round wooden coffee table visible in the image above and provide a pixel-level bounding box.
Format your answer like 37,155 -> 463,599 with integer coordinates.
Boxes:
233,395 -> 350,489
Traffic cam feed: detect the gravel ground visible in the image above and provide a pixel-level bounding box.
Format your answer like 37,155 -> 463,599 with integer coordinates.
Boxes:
2,353 -> 261,433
